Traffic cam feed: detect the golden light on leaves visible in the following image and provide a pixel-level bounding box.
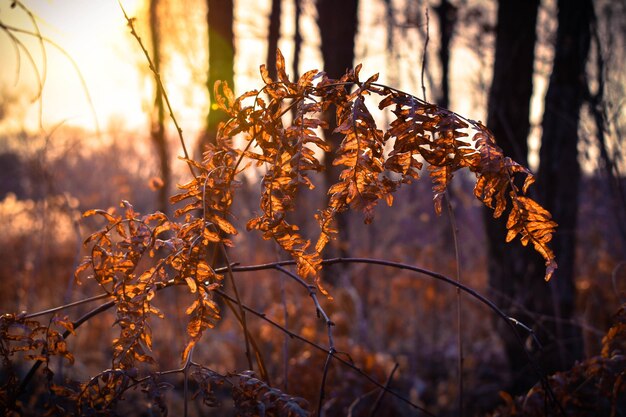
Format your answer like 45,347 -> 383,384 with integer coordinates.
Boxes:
68,48 -> 559,377
216,49 -> 557,283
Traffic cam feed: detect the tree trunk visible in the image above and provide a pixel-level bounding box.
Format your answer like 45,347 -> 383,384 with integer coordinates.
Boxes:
434,0 -> 457,109
484,0 -> 542,394
200,0 -> 235,152
267,0 -> 282,79
200,0 -> 234,275
149,0 -> 170,215
535,0 -> 592,376
316,0 -> 359,267
486,0 -> 592,394
292,0 -> 301,81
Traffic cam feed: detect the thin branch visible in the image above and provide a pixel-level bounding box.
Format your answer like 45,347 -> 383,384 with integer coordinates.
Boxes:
274,264 -> 310,291
23,292 -> 112,319
118,1 -> 194,177
420,7 -> 430,101
612,261 -> 626,303
14,256 -> 560,415
274,264 -> 336,415
231,256 -> 558,407
445,193 -> 464,415
0,23 -> 43,104
368,362 -> 398,417
229,257 -> 541,354
280,268 -> 289,391
0,21 -> 101,135
275,265 -> 335,349
14,0 -> 47,128
214,289 -> 435,416
183,345 -> 193,417
16,298 -> 117,399
318,347 -> 335,417
219,242 -> 260,378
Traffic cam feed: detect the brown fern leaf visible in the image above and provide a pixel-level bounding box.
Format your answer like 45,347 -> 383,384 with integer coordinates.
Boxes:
170,140 -> 240,360
212,50 -> 559,284
183,283 -> 221,361
506,194 -> 558,280
230,50 -> 328,282
0,313 -> 75,365
314,87 -> 393,292
79,202 -> 173,367
327,94 -> 388,222
380,92 -> 437,183
77,369 -> 131,413
471,130 -> 529,216
423,113 -> 474,213
232,371 -> 311,416
470,128 -> 557,280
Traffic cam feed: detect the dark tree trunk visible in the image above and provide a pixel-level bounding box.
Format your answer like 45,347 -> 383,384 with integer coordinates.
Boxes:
484,0 -> 542,394
434,0 -> 457,109
535,0 -> 592,376
267,0 -> 282,79
200,0 -> 234,274
200,0 -> 234,152
149,0 -> 170,215
486,0 -> 592,394
316,0 -> 359,266
292,0 -> 301,81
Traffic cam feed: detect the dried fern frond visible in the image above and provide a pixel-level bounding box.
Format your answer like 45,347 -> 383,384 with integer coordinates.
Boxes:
211,49 -> 558,284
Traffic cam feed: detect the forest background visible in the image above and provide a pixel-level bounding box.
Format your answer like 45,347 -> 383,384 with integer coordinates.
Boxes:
0,0 -> 625,415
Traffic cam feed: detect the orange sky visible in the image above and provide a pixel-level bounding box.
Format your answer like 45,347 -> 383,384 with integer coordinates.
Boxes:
0,0 -> 315,140
0,0 -> 149,132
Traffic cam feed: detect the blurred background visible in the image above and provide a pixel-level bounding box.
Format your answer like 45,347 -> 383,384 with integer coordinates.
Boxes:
0,0 -> 625,415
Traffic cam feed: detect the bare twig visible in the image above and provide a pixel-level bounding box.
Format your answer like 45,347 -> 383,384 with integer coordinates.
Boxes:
231,256 -> 560,410
0,21 -> 101,135
280,269 -> 289,391
214,289 -> 435,416
218,238 -> 258,376
274,264 -> 337,416
420,7 -> 430,101
445,193 -> 464,415
368,362 -> 398,417
0,24 -> 42,104
275,265 -> 335,348
118,1 -> 194,177
318,346 -> 335,417
183,345 -> 193,417
23,292 -> 112,319
14,0 -> 46,128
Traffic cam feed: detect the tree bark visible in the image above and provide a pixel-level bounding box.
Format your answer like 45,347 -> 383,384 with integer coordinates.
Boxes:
484,0 -> 542,394
267,0 -> 282,79
200,0 -> 235,274
316,0 -> 359,266
149,0 -> 170,215
434,0 -> 457,109
292,0 -> 301,81
200,0 -> 235,152
486,0 -> 592,394
535,0 -> 592,376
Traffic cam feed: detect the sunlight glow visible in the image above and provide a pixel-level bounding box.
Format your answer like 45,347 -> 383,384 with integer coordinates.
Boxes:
0,0 -> 147,132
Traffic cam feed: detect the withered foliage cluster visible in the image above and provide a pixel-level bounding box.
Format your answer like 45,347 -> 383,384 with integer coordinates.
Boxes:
0,50 -> 560,416
229,50 -> 557,287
